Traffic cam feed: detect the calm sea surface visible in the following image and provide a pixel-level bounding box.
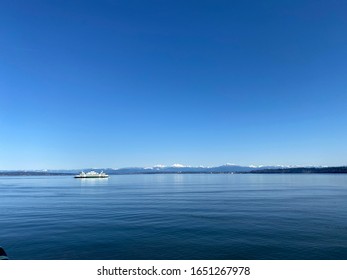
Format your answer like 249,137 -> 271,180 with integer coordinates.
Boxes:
1,174 -> 347,260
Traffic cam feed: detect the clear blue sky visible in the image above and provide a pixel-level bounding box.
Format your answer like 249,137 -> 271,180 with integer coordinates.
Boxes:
1,0 -> 346,169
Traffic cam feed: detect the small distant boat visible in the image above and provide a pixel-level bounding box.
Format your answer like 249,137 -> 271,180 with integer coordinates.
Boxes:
74,171 -> 109,178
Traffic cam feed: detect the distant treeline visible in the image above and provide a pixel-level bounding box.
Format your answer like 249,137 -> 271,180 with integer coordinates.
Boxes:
1,167 -> 347,176
247,167 -> 347,174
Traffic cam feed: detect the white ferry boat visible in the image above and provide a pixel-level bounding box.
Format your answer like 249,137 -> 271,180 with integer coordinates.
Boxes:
74,171 -> 109,178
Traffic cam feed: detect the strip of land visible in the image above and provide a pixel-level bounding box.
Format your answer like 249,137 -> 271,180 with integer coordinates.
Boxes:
1,166 -> 347,176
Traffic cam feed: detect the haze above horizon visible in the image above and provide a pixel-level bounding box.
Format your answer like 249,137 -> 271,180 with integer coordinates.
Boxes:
1,0 -> 347,170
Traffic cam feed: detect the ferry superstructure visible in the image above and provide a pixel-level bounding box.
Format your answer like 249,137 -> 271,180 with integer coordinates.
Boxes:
74,171 -> 109,178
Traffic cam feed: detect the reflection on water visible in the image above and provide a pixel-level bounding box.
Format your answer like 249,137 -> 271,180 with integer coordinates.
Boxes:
78,178 -> 109,186
1,174 -> 347,260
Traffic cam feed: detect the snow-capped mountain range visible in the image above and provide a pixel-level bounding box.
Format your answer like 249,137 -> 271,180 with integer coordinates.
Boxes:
18,163 -> 325,174
1,164 -> 345,175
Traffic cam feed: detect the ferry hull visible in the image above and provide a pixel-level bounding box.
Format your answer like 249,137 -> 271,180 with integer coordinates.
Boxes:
74,175 -> 109,178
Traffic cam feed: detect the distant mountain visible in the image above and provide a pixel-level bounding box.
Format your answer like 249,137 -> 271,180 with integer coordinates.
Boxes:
76,164 -> 284,174
248,166 -> 347,174
1,164 -> 346,176
0,164 -> 277,176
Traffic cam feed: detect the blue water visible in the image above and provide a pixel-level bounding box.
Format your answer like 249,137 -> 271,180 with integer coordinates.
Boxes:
1,174 -> 347,260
